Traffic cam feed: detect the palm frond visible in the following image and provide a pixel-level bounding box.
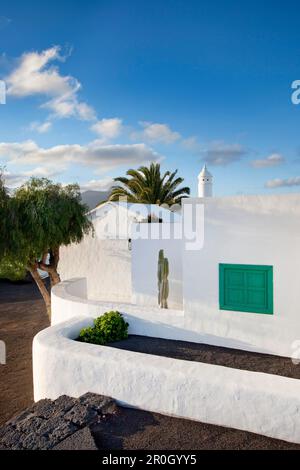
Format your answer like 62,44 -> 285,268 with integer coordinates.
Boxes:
106,163 -> 190,206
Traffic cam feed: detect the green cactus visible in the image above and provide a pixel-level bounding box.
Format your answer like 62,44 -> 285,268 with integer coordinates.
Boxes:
158,249 -> 169,309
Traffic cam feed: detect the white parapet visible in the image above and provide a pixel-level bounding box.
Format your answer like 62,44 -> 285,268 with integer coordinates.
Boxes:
33,317 -> 300,445
51,277 -> 187,341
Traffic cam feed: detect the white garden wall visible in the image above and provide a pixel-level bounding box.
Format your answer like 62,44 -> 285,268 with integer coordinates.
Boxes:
182,195 -> 300,358
131,223 -> 183,309
51,278 -> 186,340
33,317 -> 300,445
58,216 -> 132,303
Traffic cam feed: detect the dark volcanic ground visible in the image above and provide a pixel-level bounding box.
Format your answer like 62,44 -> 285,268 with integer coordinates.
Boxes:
0,278 -> 49,426
0,279 -> 299,450
109,334 -> 300,379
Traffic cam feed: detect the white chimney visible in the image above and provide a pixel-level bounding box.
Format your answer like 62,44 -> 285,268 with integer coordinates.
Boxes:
198,164 -> 213,197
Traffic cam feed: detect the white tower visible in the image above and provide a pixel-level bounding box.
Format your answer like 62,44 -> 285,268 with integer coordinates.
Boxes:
198,164 -> 213,197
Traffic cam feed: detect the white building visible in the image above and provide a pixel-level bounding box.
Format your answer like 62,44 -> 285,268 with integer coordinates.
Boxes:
59,201 -> 180,302
34,165 -> 300,445
58,166 -> 300,358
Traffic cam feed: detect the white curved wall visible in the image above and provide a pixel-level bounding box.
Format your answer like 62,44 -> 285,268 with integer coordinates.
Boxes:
52,277 -> 300,355
51,278 -> 186,341
33,317 -> 300,444
58,235 -> 131,303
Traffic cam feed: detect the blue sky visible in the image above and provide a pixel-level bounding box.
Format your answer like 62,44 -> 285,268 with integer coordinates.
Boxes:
0,0 -> 300,196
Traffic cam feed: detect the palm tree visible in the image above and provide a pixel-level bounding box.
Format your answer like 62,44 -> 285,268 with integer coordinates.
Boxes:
107,163 -> 190,205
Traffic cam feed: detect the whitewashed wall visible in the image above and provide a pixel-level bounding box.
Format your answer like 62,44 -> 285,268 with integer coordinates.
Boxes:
182,195 -> 300,357
51,278 -> 185,338
131,223 -> 183,309
58,204 -> 180,303
58,195 -> 300,357
33,317 -> 300,444
58,215 -> 132,302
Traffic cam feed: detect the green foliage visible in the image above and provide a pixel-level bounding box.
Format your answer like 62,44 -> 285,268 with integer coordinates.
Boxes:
11,178 -> 93,267
0,174 -> 93,317
106,162 -> 190,206
78,311 -> 129,345
0,171 -> 10,257
0,256 -> 27,281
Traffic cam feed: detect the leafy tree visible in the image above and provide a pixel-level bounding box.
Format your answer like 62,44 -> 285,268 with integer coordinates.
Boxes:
0,171 -> 9,257
106,163 -> 190,205
8,178 -> 93,318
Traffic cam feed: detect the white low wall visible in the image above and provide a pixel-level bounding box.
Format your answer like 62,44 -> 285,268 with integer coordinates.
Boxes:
51,278 -> 186,341
51,278 -> 258,348
53,278 -> 299,354
33,317 -> 300,444
53,278 -> 300,353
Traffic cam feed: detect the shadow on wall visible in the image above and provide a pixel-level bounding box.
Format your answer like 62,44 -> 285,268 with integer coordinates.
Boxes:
103,244 -> 132,262
123,314 -> 271,355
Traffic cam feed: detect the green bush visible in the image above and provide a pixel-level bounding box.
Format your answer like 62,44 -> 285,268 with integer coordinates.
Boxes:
0,257 -> 27,282
78,311 -> 129,345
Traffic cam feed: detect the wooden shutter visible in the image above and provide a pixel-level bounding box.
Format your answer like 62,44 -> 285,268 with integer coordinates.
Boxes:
219,264 -> 273,314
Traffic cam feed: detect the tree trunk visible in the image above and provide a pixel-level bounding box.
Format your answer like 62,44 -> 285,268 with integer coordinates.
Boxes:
38,247 -> 61,289
30,265 -> 51,320
49,247 -> 61,287
49,270 -> 61,287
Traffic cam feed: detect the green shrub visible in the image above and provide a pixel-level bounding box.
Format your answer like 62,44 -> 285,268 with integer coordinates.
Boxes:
78,311 -> 129,345
0,256 -> 27,282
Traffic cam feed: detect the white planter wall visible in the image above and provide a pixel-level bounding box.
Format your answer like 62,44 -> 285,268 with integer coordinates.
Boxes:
33,317 -> 300,445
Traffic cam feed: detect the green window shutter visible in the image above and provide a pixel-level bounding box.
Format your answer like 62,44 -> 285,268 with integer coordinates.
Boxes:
219,264 -> 273,314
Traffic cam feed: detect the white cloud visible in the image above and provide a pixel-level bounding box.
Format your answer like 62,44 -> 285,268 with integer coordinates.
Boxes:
265,177 -> 300,188
202,141 -> 247,166
91,118 -> 123,142
251,153 -> 284,169
79,177 -> 114,192
6,46 -> 96,121
131,121 -> 181,144
0,140 -> 161,174
43,95 -> 95,121
3,167 -> 59,188
181,136 -> 199,150
29,121 -> 52,134
75,102 -> 96,121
